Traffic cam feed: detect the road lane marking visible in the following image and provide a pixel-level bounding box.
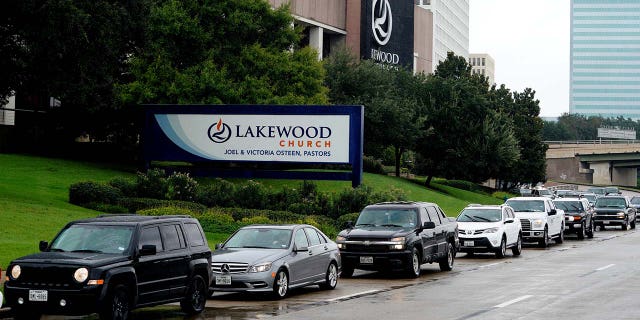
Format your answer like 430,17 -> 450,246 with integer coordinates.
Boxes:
327,289 -> 381,302
596,264 -> 615,271
481,262 -> 501,268
493,295 -> 533,308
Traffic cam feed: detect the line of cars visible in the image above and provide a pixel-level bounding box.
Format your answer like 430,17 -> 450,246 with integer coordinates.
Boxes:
3,189 -> 638,319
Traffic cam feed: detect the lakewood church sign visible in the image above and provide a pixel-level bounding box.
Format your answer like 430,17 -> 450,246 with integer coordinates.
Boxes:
361,0 -> 414,69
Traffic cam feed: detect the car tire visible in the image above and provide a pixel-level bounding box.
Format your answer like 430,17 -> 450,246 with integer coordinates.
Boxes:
511,234 -> 522,256
320,262 -> 338,290
555,225 -> 564,244
438,242 -> 454,271
577,222 -> 585,240
622,219 -> 629,231
341,264 -> 354,278
495,237 -> 506,258
538,227 -> 549,248
180,274 -> 207,315
586,220 -> 595,238
631,219 -> 636,229
99,284 -> 130,320
272,269 -> 289,299
406,247 -> 421,278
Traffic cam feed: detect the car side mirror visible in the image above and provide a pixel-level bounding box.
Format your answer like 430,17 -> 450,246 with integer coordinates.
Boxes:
139,244 -> 156,256
293,244 -> 308,252
422,221 -> 436,229
345,221 -> 354,229
39,241 -> 48,252
504,219 -> 514,224
215,243 -> 223,250
549,209 -> 557,215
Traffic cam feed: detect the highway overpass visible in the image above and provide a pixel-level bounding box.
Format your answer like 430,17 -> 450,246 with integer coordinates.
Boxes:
546,140 -> 640,187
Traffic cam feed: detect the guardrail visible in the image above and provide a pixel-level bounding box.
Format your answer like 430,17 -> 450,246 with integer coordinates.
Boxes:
545,140 -> 640,145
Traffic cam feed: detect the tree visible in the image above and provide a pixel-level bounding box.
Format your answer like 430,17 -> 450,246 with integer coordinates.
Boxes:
415,52 -> 520,185
119,0 -> 327,105
324,50 -> 425,176
2,0 -> 148,141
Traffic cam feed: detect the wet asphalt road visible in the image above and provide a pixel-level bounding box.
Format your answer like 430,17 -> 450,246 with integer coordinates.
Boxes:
27,223 -> 640,320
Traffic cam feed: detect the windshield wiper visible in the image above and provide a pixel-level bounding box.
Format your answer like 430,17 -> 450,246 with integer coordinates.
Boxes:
49,248 -> 65,252
242,246 -> 271,249
71,249 -> 103,253
472,215 -> 492,222
380,224 -> 403,227
355,223 -> 375,227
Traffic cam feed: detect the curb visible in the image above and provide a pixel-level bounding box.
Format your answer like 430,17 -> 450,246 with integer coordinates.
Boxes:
0,307 -> 11,319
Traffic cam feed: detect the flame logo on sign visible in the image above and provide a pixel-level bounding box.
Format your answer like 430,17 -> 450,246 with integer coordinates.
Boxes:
372,0 -> 392,46
208,118 -> 231,143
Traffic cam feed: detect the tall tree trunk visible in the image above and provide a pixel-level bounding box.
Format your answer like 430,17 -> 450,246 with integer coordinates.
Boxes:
425,175 -> 433,187
394,146 -> 403,177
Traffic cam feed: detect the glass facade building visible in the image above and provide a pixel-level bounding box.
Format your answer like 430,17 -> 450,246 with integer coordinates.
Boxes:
570,0 -> 640,119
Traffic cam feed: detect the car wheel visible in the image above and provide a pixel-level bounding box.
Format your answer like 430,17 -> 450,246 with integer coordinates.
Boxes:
555,225 -> 564,244
438,242 -> 454,271
99,284 -> 130,320
406,247 -> 421,278
538,227 -> 549,248
341,264 -> 354,278
587,221 -> 595,238
631,219 -> 636,229
577,222 -> 585,240
511,234 -> 522,256
320,262 -> 338,290
495,237 -> 506,258
272,269 -> 289,299
622,219 -> 629,231
180,274 -> 207,315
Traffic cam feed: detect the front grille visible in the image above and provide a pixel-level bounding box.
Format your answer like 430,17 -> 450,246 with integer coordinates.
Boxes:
13,264 -> 81,289
346,244 -> 390,253
520,219 -> 531,231
211,262 -> 248,274
459,229 -> 484,235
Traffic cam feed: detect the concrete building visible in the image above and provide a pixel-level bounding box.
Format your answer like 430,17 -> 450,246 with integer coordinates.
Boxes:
269,0 -> 469,75
469,53 -> 495,85
570,0 -> 640,119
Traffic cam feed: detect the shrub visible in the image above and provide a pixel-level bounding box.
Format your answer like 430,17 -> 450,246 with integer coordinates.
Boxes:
84,203 -> 129,214
118,197 -> 206,213
166,172 -> 198,201
234,180 -> 268,209
137,206 -> 197,217
330,185 -> 374,218
336,212 -> 360,229
208,207 -> 303,223
198,211 -> 239,234
69,181 -> 123,205
363,156 -> 386,174
196,178 -> 237,207
239,216 -> 272,226
270,185 -> 299,211
108,177 -> 137,197
136,168 -> 168,199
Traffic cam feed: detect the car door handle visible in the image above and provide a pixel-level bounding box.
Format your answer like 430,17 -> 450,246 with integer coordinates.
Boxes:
308,250 -> 313,255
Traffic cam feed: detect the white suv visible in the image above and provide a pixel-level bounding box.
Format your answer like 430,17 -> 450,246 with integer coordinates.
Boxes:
505,197 -> 565,248
456,205 -> 522,258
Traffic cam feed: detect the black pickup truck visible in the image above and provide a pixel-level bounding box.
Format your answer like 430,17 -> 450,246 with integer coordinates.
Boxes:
336,202 -> 459,278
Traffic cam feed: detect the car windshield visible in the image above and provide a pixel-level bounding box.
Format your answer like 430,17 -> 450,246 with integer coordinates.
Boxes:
50,224 -> 134,255
505,200 -> 545,212
554,201 -> 583,212
631,197 -> 640,205
588,188 -> 605,195
538,190 -> 552,196
583,194 -> 596,202
457,208 -> 501,222
356,209 -> 418,228
595,198 -> 626,209
605,187 -> 619,194
224,228 -> 292,249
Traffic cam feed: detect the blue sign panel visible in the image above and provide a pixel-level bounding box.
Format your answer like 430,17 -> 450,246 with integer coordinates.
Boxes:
143,105 -> 364,187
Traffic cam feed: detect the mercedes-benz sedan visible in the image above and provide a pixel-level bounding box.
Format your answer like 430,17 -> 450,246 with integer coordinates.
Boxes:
210,224 -> 340,299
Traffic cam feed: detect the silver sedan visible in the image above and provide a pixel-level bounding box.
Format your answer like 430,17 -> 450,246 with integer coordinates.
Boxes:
210,224 -> 341,298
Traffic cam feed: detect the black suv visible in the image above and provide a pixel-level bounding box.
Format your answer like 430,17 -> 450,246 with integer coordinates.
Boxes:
4,215 -> 212,320
336,202 -> 459,278
593,196 -> 637,230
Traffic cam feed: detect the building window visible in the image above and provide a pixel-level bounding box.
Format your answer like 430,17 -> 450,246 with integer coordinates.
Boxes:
482,58 -> 486,66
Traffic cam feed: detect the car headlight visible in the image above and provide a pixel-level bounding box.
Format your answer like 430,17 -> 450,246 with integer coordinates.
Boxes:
336,236 -> 346,242
617,212 -> 625,218
390,237 -> 405,242
10,265 -> 21,280
482,227 -> 499,234
249,262 -> 272,273
73,267 -> 89,283
389,237 -> 405,250
533,219 -> 544,228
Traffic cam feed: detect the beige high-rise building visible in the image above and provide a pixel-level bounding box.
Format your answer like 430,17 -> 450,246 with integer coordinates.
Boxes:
469,53 -> 495,85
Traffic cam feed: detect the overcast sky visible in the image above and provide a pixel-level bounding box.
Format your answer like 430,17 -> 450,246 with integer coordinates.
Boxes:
469,0 -> 569,117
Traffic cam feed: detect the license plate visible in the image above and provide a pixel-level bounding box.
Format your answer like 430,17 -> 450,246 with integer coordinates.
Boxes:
359,256 -> 373,264
29,290 -> 47,302
215,275 -> 232,285
604,221 -> 610,225
464,241 -> 475,247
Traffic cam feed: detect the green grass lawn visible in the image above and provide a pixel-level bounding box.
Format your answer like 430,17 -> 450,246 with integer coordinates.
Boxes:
0,153 -> 501,268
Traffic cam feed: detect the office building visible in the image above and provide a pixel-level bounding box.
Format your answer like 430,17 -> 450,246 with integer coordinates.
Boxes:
570,0 -> 640,119
469,53 -> 495,85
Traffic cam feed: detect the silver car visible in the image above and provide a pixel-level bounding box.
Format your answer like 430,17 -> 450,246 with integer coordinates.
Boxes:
210,224 -> 341,298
